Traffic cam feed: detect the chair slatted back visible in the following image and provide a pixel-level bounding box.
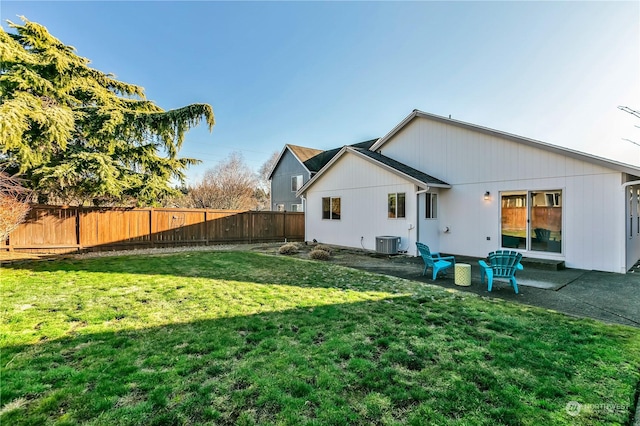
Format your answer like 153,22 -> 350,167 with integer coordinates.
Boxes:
534,228 -> 551,242
487,250 -> 522,278
416,242 -> 435,267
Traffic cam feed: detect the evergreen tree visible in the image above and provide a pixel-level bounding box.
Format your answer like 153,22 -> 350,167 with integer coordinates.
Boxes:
0,17 -> 214,205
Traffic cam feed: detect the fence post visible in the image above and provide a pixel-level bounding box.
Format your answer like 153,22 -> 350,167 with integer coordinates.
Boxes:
249,211 -> 253,244
283,211 -> 287,242
204,210 -> 208,246
149,208 -> 154,248
76,207 -> 81,252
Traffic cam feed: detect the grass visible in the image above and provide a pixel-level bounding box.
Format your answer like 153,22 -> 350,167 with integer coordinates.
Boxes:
1,250 -> 639,425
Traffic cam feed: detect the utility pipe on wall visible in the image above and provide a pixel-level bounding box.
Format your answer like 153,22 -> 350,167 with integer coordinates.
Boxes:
414,187 -> 430,255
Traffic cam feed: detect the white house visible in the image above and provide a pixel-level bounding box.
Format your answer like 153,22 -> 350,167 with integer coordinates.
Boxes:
297,110 -> 640,273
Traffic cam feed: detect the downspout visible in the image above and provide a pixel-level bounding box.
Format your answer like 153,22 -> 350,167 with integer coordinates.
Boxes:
415,186 -> 430,255
301,195 -> 306,243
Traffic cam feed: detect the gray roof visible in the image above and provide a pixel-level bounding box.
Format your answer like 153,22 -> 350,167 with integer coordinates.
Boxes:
353,148 -> 449,187
297,145 -> 450,196
303,138 -> 378,173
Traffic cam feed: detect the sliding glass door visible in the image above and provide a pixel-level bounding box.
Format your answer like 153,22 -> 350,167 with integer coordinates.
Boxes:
529,191 -> 562,253
501,190 -> 562,253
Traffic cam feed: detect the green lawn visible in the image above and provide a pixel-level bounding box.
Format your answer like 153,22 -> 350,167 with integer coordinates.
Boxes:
1,251 -> 639,425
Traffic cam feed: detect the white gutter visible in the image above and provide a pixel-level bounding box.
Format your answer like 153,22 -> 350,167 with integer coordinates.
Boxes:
622,180 -> 640,188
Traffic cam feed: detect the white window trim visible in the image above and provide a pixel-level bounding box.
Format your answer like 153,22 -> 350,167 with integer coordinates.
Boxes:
388,192 -> 406,219
322,197 -> 341,220
425,193 -> 437,219
291,175 -> 303,192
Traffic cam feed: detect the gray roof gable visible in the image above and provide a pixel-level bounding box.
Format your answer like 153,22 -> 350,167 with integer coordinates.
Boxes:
303,138 -> 378,172
267,144 -> 322,180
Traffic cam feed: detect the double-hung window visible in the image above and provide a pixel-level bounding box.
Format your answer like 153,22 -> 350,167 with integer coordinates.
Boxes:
388,193 -> 406,218
322,197 -> 341,220
291,175 -> 303,192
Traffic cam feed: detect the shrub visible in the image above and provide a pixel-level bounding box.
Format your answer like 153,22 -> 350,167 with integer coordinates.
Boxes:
309,249 -> 331,261
314,244 -> 333,254
278,242 -> 300,255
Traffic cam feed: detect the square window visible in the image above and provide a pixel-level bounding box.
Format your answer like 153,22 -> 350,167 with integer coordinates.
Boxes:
388,193 -> 406,218
322,197 -> 341,220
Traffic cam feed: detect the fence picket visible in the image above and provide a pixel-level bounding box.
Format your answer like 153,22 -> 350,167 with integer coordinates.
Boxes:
4,205 -> 304,254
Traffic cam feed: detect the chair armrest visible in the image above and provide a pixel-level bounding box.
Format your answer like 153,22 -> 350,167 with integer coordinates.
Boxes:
478,260 -> 490,269
439,255 -> 456,264
516,262 -> 524,270
433,252 -> 455,261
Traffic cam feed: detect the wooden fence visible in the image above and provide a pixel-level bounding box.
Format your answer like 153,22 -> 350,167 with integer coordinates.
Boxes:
501,207 -> 562,232
3,205 -> 305,254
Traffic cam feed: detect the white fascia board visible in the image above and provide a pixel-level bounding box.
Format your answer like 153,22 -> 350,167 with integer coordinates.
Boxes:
296,146 -> 349,198
370,110 -> 419,152
267,144 -> 313,181
372,110 -> 640,175
267,145 -> 290,181
296,146 -> 450,198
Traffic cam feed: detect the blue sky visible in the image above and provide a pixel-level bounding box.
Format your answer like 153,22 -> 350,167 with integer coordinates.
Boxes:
2,1 -> 639,182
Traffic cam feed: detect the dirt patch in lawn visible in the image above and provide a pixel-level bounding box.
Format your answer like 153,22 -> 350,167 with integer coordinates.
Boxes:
249,242 -> 425,281
0,242 -> 425,279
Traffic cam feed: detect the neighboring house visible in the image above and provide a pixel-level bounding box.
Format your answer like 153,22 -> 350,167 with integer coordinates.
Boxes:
269,140 -> 377,212
297,110 -> 640,273
268,144 -> 323,212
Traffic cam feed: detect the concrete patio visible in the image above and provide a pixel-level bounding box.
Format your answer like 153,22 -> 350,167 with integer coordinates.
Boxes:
329,250 -> 640,328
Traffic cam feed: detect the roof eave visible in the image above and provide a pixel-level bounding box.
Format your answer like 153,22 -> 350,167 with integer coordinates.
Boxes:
370,110 -> 420,152
348,147 -> 451,189
297,146 -> 451,198
372,110 -> 640,175
268,144 -> 314,180
296,146 -> 350,197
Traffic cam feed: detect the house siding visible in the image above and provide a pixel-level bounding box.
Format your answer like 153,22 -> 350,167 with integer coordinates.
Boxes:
625,180 -> 640,271
270,150 -> 311,211
305,153 -> 418,252
379,117 -> 627,272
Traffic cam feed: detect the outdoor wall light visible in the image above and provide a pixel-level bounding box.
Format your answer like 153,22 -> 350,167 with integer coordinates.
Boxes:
484,191 -> 491,200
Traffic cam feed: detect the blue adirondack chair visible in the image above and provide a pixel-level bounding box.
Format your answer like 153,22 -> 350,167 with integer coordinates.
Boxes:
478,250 -> 523,294
416,242 -> 455,280
534,228 -> 551,243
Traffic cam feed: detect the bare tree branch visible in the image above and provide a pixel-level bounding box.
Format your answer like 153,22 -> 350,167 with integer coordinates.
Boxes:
622,138 -> 640,148
618,106 -> 640,119
0,169 -> 32,241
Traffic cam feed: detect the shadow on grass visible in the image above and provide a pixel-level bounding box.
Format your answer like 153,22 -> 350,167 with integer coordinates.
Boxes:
3,293 -> 640,426
1,250 -> 351,286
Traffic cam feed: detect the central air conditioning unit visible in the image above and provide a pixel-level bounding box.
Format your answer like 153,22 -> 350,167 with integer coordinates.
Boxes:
376,236 -> 401,255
